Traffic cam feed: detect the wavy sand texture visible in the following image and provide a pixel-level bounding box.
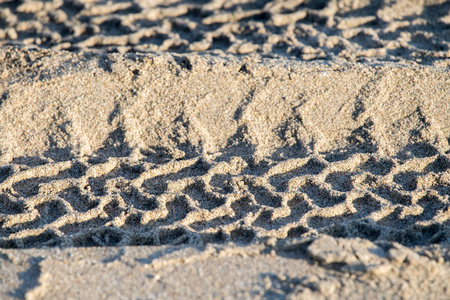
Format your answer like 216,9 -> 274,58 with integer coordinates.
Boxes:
0,0 -> 449,65
0,48 -> 449,249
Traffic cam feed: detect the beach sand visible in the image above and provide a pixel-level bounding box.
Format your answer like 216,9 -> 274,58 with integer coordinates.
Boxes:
0,0 -> 449,299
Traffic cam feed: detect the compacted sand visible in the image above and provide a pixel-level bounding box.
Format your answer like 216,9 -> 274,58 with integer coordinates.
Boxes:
0,0 -> 449,299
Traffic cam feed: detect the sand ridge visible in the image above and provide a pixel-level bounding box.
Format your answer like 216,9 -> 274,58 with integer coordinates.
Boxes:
0,47 -> 449,249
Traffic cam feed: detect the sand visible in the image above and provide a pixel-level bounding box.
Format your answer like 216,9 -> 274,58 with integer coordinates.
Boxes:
0,0 -> 449,299
1,0 -> 449,66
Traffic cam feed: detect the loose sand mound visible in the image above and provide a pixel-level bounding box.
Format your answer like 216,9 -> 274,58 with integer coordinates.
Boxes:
0,48 -> 449,249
